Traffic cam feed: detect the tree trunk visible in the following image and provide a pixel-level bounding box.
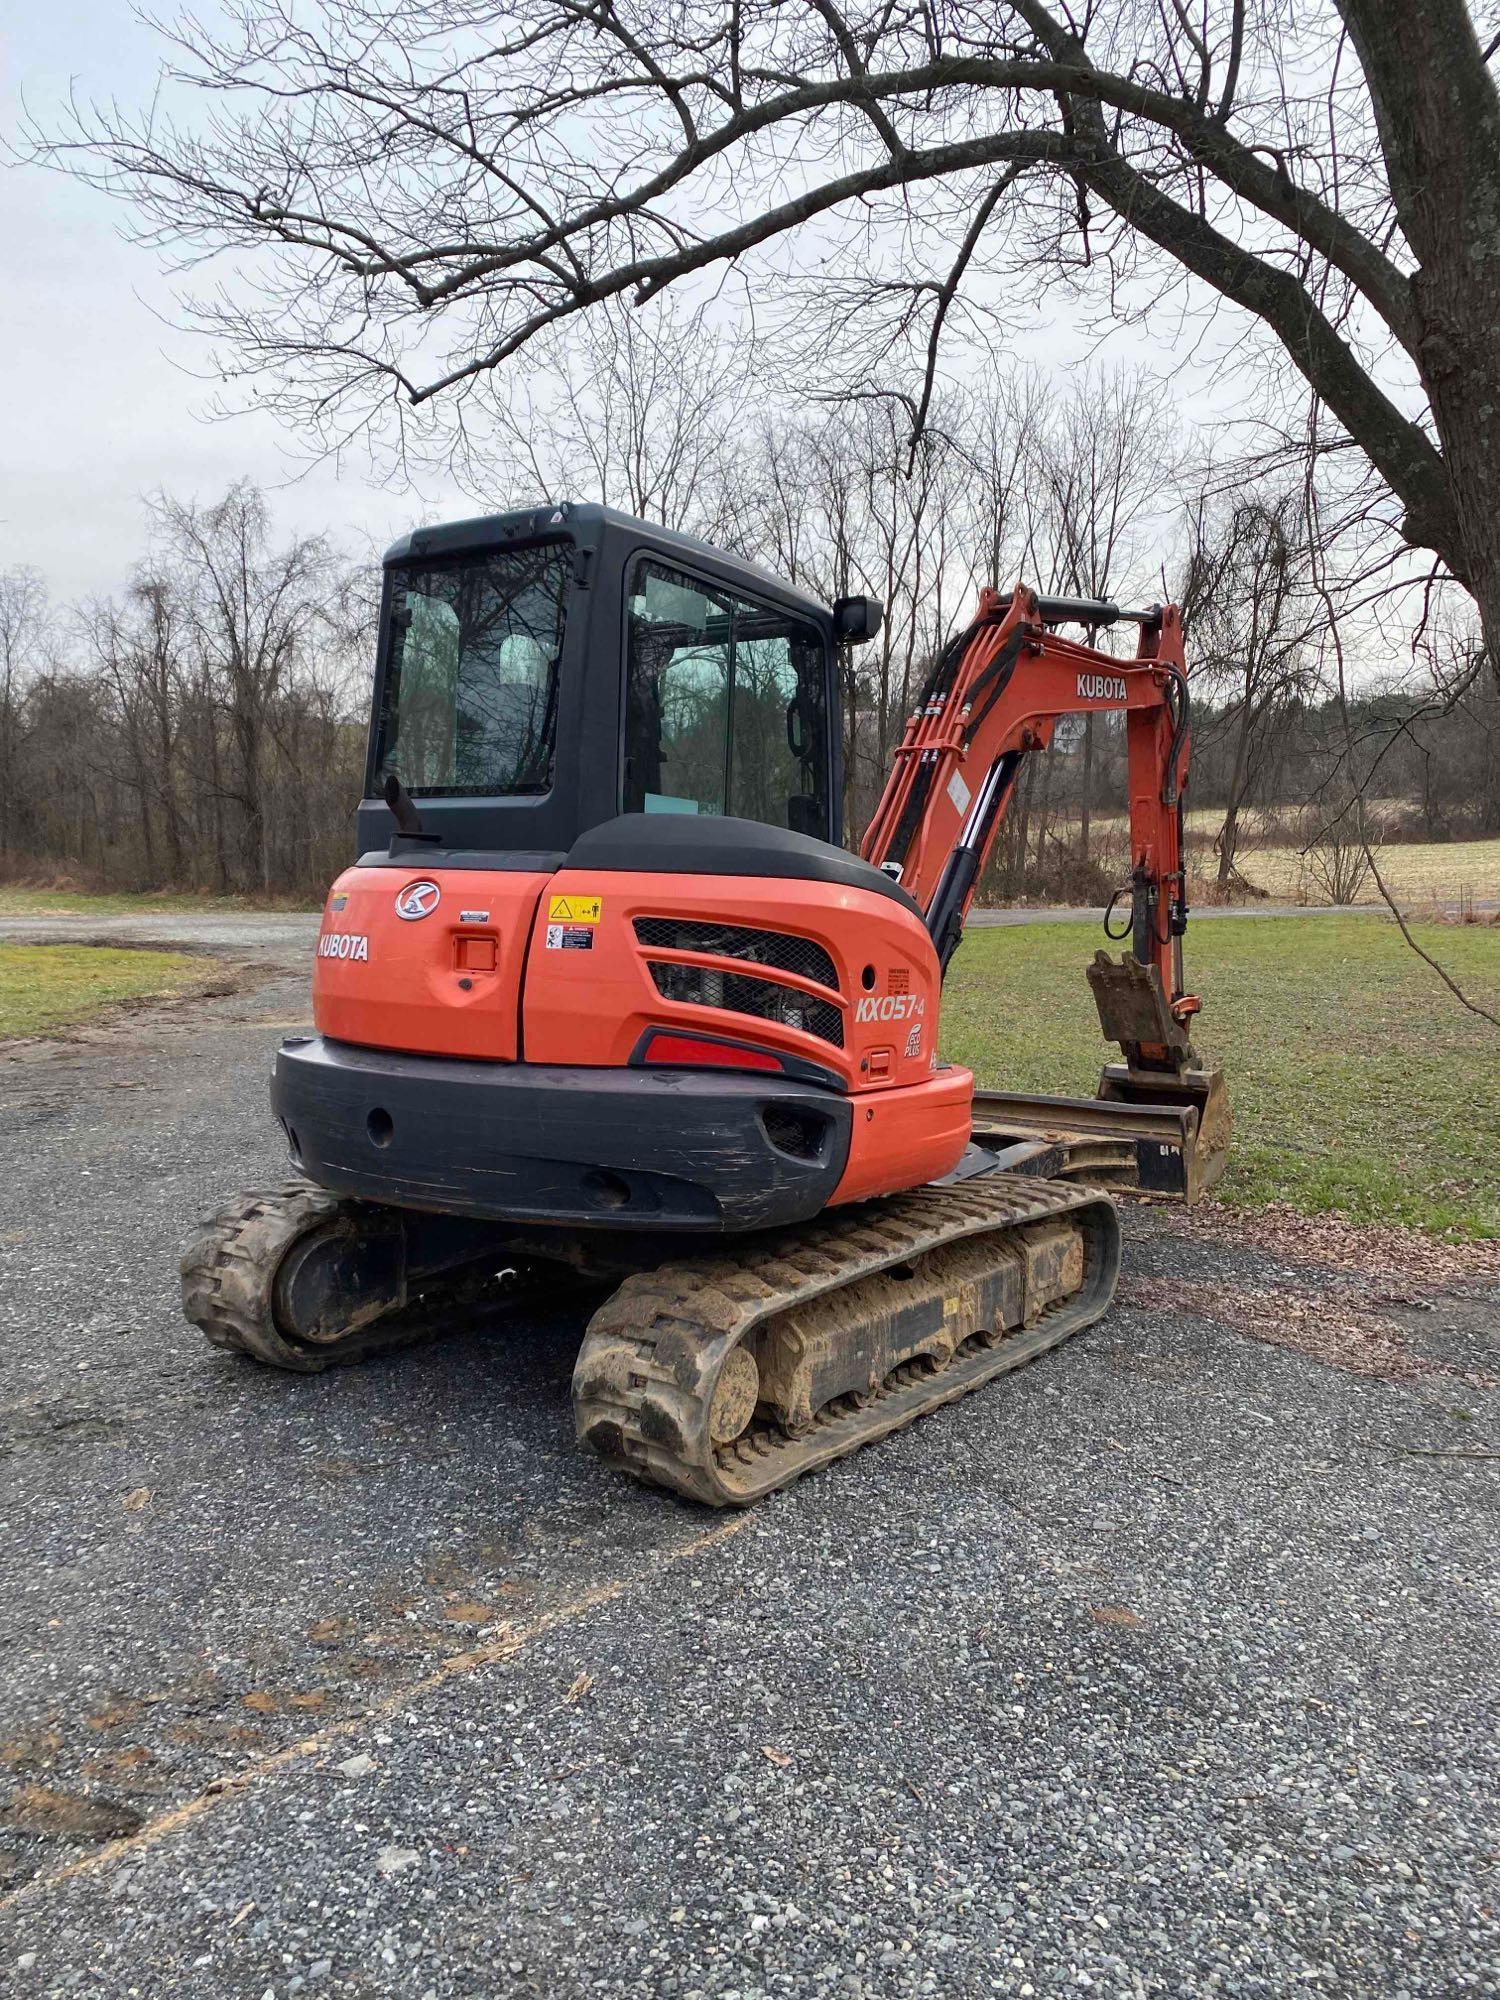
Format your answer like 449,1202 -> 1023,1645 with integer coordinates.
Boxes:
1338,0 -> 1500,681
1217,701 -> 1255,886
1216,799 -> 1239,889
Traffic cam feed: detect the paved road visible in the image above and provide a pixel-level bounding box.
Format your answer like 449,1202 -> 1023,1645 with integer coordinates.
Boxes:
971,901 -> 1394,926
0,899 -> 1402,960
1,976 -> 1496,1997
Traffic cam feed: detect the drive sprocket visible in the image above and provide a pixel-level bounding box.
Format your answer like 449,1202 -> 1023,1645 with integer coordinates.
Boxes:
180,1180 -> 497,1372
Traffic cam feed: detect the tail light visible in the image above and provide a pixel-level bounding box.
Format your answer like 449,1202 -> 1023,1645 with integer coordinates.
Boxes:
640,1031 -> 786,1073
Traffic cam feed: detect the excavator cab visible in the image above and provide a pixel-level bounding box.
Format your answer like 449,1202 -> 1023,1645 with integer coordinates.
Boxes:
309,502 -> 1225,1219
359,503 -> 850,861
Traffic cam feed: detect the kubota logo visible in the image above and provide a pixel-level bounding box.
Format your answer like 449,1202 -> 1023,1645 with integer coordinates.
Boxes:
1077,672 -> 1128,703
395,879 -> 441,920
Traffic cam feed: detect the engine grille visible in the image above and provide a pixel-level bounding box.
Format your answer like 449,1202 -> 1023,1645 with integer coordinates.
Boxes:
644,961 -> 844,1049
633,917 -> 838,993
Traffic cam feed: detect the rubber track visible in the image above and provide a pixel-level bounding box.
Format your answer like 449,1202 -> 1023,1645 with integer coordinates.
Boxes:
179,1181 -> 465,1373
573,1175 -> 1121,1506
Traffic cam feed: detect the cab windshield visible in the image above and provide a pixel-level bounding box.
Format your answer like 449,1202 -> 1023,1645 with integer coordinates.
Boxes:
373,543 -> 570,796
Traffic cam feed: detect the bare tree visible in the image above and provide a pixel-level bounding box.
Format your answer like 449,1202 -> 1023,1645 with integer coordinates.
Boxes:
486,299 -> 750,535
151,483 -> 343,894
31,0 -> 1500,681
84,576 -> 193,881
1030,368 -> 1176,862
1,485 -> 370,899
1300,792 -> 1377,905
726,395 -> 975,835
1183,491 -> 1322,888
0,568 -> 51,863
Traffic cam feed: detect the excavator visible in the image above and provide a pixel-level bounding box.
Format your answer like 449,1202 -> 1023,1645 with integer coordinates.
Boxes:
182,502 -> 1229,1505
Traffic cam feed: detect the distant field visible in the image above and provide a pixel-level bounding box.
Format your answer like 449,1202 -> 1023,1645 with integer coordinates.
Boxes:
0,943 -> 214,1039
1221,835 -> 1499,906
943,913 -> 1500,1238
1085,813 -> 1499,907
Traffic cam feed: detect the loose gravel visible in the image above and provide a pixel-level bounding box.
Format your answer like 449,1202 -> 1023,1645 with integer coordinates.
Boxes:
1,971 -> 1496,1997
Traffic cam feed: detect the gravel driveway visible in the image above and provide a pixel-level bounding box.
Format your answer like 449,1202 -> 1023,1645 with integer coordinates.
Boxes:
1,969 -> 1496,1998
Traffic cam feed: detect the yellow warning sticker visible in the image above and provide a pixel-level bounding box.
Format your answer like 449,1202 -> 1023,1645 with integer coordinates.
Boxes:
548,894 -> 603,924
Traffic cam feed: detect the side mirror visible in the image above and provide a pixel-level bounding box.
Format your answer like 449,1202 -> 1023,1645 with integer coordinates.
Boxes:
833,595 -> 884,645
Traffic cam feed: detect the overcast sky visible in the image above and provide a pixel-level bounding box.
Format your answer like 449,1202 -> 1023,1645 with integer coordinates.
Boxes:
2,3 -> 475,608
3,5 -> 1248,618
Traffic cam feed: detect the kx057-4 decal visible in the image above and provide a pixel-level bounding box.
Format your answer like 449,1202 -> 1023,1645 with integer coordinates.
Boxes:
855,993 -> 925,1024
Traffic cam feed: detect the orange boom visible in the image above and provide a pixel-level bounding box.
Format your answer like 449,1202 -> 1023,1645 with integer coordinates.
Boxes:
183,504 -> 1227,1505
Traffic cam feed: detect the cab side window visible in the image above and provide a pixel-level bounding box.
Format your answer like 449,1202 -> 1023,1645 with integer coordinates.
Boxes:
624,560 -> 829,833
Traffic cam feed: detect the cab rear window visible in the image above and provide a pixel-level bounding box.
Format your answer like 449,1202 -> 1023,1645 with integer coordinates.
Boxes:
374,543 -> 570,796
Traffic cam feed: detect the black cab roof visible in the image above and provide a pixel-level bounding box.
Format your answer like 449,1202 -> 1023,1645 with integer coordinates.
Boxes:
382,501 -> 831,625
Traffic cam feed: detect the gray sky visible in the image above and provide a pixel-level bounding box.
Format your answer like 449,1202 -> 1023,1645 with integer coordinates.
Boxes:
2,3 -> 472,606
0,4 -> 1271,619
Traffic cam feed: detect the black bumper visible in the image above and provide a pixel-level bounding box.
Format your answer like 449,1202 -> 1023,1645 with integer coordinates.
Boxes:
271,1037 -> 852,1233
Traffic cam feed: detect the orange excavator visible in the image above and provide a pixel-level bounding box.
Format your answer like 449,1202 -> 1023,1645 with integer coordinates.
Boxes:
182,503 -> 1227,1504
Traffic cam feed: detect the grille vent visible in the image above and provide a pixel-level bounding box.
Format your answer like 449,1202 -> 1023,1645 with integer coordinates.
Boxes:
644,961 -> 844,1049
633,917 -> 838,992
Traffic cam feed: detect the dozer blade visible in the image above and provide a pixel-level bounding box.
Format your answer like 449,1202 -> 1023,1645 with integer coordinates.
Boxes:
1095,1060 -> 1230,1202
573,1175 -> 1121,1507
970,1068 -> 1230,1205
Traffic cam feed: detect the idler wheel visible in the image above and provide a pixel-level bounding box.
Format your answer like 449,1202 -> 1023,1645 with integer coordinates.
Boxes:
708,1346 -> 760,1444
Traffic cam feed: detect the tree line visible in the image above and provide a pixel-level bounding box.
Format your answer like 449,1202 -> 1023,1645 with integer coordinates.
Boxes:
36,0 -> 1500,692
2,351 -> 1494,902
1,485 -> 370,899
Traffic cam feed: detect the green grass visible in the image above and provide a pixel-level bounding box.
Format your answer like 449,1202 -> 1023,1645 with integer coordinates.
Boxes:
0,885 -> 318,916
0,944 -> 210,1038
942,915 -> 1500,1239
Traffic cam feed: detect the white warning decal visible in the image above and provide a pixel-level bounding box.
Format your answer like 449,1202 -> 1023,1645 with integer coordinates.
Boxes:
946,769 -> 971,816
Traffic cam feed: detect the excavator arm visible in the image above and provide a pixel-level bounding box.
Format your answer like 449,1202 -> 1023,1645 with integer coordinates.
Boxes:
861,583 -> 1229,1198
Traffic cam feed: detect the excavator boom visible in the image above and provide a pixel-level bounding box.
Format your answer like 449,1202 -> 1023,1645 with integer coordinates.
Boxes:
863,585 -> 1189,994
862,583 -> 1227,1197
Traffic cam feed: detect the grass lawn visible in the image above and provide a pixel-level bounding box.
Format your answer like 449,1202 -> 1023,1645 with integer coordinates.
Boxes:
0,885 -> 318,917
0,944 -> 211,1039
942,914 -> 1500,1238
